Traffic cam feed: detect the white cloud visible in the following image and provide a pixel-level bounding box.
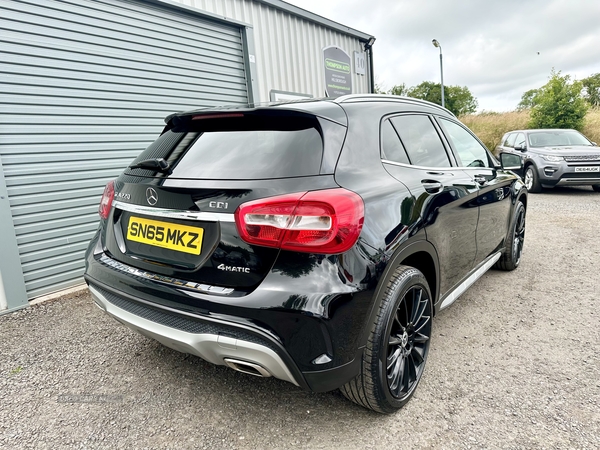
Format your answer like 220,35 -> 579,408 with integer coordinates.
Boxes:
285,0 -> 600,111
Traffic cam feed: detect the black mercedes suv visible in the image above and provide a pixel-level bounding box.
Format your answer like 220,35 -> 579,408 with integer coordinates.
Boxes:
84,95 -> 527,413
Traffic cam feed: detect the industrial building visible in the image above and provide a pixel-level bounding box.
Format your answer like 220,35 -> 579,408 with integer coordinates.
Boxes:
0,0 -> 375,313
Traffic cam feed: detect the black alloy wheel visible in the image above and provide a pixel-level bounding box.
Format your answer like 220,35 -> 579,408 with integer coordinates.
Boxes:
385,285 -> 432,399
340,266 -> 432,413
495,200 -> 526,271
512,205 -> 526,265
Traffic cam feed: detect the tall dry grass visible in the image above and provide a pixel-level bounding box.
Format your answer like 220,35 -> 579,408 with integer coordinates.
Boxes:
582,108 -> 600,144
460,108 -> 600,154
459,110 -> 530,154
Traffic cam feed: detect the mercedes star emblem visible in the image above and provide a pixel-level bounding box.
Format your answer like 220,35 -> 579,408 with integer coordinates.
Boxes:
146,187 -> 158,206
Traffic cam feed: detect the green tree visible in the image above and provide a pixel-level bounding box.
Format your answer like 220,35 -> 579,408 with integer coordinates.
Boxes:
406,81 -> 441,103
581,73 -> 600,107
399,81 -> 477,116
517,88 -> 540,111
529,69 -> 588,130
387,83 -> 408,96
374,82 -> 387,94
444,85 -> 478,116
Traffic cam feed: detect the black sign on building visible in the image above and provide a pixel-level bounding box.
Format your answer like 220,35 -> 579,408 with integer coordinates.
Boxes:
323,46 -> 353,98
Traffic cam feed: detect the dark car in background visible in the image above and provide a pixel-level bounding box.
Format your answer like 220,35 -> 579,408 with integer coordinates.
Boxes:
496,129 -> 600,192
84,95 -> 527,413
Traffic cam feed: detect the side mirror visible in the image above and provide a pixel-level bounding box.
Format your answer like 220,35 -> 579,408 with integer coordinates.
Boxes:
500,153 -> 522,170
592,142 -> 598,146
514,143 -> 527,152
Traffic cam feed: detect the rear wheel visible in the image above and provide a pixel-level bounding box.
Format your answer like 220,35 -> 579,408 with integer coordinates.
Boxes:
340,266 -> 432,414
592,185 -> 600,192
524,165 -> 542,193
495,201 -> 526,271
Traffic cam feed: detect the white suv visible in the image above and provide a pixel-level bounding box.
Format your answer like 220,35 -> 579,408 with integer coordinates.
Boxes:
496,129 -> 600,192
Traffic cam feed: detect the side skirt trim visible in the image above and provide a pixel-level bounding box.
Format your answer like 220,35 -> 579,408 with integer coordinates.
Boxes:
439,252 -> 501,311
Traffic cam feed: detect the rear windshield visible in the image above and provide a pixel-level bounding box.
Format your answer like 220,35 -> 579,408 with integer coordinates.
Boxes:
127,113 -> 324,180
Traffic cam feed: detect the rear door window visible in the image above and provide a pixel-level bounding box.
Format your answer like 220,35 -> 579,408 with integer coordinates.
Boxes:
390,115 -> 451,167
381,119 -> 410,165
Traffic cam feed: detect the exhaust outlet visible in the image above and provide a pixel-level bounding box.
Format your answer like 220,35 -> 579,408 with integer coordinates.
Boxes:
224,358 -> 272,378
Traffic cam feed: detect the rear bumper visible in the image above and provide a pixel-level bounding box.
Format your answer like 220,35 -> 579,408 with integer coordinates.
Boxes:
84,201 -> 377,390
84,245 -> 371,392
88,282 -> 299,385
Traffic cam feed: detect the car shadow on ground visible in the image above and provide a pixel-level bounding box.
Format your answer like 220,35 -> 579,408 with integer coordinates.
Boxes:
534,185 -> 597,195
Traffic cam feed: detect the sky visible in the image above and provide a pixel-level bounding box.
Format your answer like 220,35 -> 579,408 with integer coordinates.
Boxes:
285,0 -> 600,112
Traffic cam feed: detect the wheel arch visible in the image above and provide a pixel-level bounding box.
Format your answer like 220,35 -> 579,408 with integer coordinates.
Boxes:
358,239 -> 440,349
523,159 -> 538,178
399,251 -> 438,308
517,191 -> 528,209
511,175 -> 528,209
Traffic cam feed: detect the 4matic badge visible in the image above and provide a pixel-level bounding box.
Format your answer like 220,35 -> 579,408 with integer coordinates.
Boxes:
217,264 -> 250,273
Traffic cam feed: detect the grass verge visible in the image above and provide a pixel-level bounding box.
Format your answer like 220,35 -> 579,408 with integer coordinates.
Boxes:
460,108 -> 600,154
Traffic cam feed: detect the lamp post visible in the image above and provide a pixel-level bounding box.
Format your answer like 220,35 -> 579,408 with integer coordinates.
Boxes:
432,39 -> 445,108
364,37 -> 376,94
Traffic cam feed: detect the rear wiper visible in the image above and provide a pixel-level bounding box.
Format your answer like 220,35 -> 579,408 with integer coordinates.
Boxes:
128,158 -> 172,174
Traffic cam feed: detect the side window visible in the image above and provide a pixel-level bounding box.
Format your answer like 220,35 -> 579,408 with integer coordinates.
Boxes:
514,133 -> 526,149
504,133 -> 517,147
381,119 -> 410,165
390,115 -> 451,167
439,119 -> 490,168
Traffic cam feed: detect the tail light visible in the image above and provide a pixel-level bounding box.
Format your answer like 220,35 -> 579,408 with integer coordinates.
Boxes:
235,189 -> 364,254
98,180 -> 115,219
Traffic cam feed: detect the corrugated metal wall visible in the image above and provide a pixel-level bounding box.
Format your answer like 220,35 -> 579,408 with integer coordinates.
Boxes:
0,0 -> 249,298
176,0 -> 371,101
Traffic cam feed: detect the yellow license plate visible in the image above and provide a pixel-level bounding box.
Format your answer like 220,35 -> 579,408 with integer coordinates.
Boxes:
127,216 -> 204,255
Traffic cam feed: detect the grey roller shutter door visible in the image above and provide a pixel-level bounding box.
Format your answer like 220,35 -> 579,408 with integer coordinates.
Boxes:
0,0 -> 249,298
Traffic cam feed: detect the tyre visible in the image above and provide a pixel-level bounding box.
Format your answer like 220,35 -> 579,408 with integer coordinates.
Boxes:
524,164 -> 542,193
340,265 -> 433,414
592,185 -> 600,192
495,200 -> 526,271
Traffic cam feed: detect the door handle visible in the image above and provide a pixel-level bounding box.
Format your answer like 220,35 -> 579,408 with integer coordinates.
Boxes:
426,171 -> 448,176
473,175 -> 487,185
422,180 -> 443,193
